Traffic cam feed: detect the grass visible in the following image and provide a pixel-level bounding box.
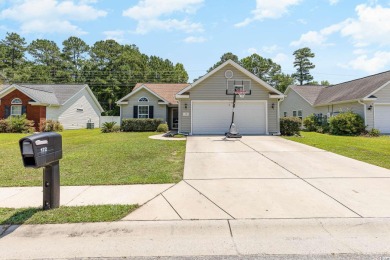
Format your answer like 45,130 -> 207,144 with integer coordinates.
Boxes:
0,204 -> 138,225
0,129 -> 186,187
284,132 -> 390,169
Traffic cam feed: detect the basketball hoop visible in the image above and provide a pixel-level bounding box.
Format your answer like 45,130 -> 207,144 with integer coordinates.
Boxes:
235,90 -> 246,98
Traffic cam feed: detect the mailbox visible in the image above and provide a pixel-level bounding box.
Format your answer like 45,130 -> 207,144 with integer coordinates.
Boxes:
19,132 -> 62,210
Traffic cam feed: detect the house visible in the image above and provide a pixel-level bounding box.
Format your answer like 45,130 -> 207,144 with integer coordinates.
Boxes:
0,84 -> 104,130
280,70 -> 390,133
117,60 -> 285,135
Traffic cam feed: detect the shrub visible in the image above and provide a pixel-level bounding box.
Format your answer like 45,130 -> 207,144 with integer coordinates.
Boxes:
40,120 -> 63,132
0,119 -> 8,133
280,117 -> 301,136
101,121 -> 119,133
156,123 -> 169,133
303,114 -> 329,133
368,128 -> 381,137
329,111 -> 365,136
121,118 -> 163,132
5,115 -> 35,133
303,114 -> 317,132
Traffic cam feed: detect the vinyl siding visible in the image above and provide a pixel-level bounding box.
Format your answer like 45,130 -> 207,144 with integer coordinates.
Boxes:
280,89 -> 327,118
120,89 -> 167,122
179,64 -> 280,134
46,87 -> 101,129
331,102 -> 364,117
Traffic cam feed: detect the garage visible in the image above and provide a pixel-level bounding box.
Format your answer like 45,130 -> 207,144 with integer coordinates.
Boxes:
375,105 -> 390,133
191,101 -> 267,135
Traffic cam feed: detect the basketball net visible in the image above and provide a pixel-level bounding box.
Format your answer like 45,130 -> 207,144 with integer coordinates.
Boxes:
235,90 -> 246,98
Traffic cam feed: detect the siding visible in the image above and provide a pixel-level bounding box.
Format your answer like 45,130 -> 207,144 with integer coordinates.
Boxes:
120,89 -> 167,122
280,89 -> 327,118
372,83 -> 390,130
179,64 -> 280,134
331,102 -> 364,117
46,87 -> 101,129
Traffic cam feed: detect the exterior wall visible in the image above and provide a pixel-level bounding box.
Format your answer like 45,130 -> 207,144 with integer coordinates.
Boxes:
0,89 -> 46,129
100,116 -> 121,127
280,89 -> 327,119
330,102 -> 364,117
120,89 -> 168,122
179,64 -> 280,134
47,87 -> 101,129
371,83 -> 390,130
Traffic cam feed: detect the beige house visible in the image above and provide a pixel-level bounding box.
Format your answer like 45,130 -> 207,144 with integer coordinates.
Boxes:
280,70 -> 390,133
118,60 -> 285,135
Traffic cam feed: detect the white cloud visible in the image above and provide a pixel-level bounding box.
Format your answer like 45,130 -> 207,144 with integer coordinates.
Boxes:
297,18 -> 307,24
184,36 -> 206,43
103,30 -> 126,42
235,0 -> 302,27
291,4 -> 390,47
262,44 -> 279,53
0,0 -> 107,35
247,48 -> 258,54
340,51 -> 390,74
329,0 -> 339,5
273,53 -> 289,64
123,0 -> 204,34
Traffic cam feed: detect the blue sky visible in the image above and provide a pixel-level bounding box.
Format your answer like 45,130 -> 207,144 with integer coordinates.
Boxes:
1,0 -> 389,84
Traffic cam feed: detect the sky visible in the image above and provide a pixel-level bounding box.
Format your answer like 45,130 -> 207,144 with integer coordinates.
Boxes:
0,0 -> 389,84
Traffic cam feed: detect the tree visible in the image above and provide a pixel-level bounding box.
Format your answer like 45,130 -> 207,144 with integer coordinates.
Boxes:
207,52 -> 239,72
292,47 -> 315,85
62,36 -> 89,82
173,63 -> 188,83
0,32 -> 27,69
273,73 -> 295,93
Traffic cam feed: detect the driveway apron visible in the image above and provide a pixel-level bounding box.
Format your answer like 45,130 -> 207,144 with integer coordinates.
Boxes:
125,136 -> 390,220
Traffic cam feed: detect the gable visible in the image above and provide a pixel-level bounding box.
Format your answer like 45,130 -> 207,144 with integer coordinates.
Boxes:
125,88 -> 162,103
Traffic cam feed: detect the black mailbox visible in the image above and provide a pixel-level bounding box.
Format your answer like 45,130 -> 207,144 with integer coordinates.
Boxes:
19,132 -> 63,210
20,132 -> 62,168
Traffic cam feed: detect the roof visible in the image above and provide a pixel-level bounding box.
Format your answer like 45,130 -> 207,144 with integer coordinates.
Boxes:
288,70 -> 390,106
118,83 -> 189,104
0,84 -> 104,112
177,59 -> 284,97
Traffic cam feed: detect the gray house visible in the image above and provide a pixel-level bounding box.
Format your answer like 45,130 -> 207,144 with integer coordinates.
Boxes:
280,70 -> 390,133
117,60 -> 284,135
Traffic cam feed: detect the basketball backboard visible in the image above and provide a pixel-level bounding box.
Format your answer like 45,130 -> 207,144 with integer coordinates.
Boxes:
226,79 -> 251,95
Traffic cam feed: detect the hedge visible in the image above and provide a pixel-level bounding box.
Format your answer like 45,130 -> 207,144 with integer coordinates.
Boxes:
329,111 -> 365,136
280,117 -> 301,136
121,118 -> 164,132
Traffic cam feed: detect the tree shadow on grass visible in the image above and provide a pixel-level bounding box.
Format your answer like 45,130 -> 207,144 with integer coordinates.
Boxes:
0,208 -> 41,238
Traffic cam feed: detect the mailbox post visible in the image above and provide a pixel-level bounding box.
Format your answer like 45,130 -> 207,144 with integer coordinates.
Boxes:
19,132 -> 62,210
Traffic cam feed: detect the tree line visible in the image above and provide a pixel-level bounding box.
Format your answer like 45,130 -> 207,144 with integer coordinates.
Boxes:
1,32 -> 328,114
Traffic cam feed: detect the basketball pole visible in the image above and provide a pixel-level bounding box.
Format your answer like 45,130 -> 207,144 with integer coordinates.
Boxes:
226,86 -> 242,138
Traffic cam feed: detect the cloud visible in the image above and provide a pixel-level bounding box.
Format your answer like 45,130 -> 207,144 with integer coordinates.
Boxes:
262,44 -> 279,53
123,0 -> 204,34
183,36 -> 206,43
235,0 -> 302,27
340,51 -> 390,74
247,48 -> 258,54
273,53 -> 289,64
329,0 -> 339,5
291,4 -> 390,47
103,30 -> 126,42
0,0 -> 107,35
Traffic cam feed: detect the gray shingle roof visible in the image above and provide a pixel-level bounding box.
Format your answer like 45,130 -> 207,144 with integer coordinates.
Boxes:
290,70 -> 390,106
7,84 -> 86,105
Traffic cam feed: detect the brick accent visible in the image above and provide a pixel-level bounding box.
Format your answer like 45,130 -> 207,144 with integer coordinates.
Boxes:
0,89 -> 46,129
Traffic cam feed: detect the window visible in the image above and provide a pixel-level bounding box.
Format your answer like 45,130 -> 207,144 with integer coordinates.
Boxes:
293,111 -> 297,117
138,97 -> 149,102
298,110 -> 303,120
283,112 -> 287,117
138,105 -> 149,118
11,98 -> 22,116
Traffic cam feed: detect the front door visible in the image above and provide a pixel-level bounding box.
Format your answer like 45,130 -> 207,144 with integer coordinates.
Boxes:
171,108 -> 178,129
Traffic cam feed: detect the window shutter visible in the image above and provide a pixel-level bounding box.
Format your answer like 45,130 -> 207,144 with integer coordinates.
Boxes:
149,106 -> 154,118
5,106 -> 10,118
22,106 -> 27,115
133,106 -> 138,118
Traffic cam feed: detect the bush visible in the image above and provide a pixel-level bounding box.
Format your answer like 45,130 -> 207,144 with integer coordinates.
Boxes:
156,123 -> 169,133
0,119 -> 8,133
121,118 -> 163,132
39,120 -> 63,132
280,117 -> 301,136
303,114 -> 317,132
329,111 -> 365,136
101,121 -> 120,133
3,115 -> 35,133
303,114 -> 329,133
368,128 -> 381,137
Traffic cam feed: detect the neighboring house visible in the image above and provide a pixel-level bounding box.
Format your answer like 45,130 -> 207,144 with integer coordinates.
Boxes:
280,70 -> 390,133
117,83 -> 190,130
117,59 -> 285,135
0,84 -> 104,130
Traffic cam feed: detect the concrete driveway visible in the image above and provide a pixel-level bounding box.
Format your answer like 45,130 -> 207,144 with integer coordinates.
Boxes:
125,136 -> 390,220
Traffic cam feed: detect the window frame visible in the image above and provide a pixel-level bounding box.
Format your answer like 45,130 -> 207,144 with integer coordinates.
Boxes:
138,97 -> 149,102
11,105 -> 22,116
138,105 -> 149,118
298,110 -> 303,120
283,112 -> 287,117
292,110 -> 297,117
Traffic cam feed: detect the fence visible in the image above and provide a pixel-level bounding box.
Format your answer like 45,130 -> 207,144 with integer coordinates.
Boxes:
100,116 -> 121,128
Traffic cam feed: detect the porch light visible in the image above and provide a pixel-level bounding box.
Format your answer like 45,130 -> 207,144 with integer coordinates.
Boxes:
367,105 -> 373,110
271,103 -> 275,109
184,103 -> 188,109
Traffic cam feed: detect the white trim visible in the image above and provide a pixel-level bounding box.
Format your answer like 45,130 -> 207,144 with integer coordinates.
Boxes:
138,96 -> 149,102
175,94 -> 190,99
178,100 -> 181,133
364,80 -> 390,98
269,94 -> 285,99
177,60 -> 283,96
171,107 -> 178,130
116,101 -> 128,105
357,100 -> 367,125
10,105 -> 22,116
190,100 -> 268,135
117,85 -> 170,104
138,105 -> 149,118
28,102 -> 51,106
11,98 -> 22,104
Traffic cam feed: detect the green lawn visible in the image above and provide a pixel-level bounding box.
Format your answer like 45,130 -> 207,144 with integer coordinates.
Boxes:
0,205 -> 138,225
284,132 -> 390,169
0,129 -> 186,187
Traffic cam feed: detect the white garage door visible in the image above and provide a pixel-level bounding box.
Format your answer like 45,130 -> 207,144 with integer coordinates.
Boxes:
192,101 -> 267,135
375,105 -> 390,133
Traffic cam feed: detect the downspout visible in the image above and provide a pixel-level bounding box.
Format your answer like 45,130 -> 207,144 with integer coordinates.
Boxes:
276,97 -> 284,135
357,100 -> 367,128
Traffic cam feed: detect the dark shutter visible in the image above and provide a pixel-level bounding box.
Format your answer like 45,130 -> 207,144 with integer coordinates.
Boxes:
4,106 -> 10,118
149,106 -> 154,118
133,106 -> 138,118
22,106 -> 27,115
